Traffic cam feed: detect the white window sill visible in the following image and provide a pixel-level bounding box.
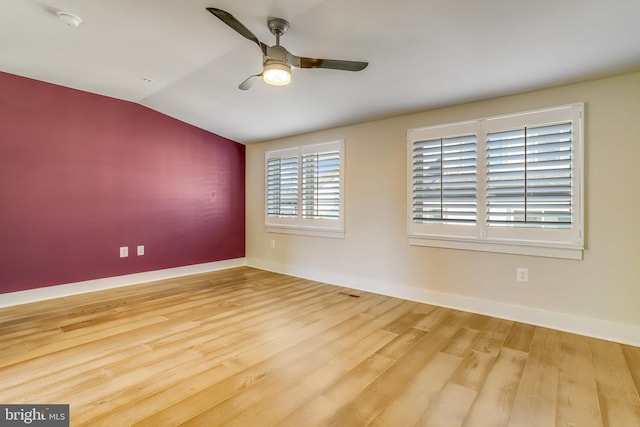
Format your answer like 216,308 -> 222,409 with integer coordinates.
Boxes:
267,226 -> 345,239
408,236 -> 583,260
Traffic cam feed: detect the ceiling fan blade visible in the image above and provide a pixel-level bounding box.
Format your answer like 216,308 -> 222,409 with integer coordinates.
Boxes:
206,8 -> 267,54
296,57 -> 368,72
239,74 -> 263,90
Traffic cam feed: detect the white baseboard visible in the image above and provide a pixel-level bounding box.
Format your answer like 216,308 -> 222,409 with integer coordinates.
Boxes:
3,257 -> 638,347
0,258 -> 247,308
246,257 -> 640,347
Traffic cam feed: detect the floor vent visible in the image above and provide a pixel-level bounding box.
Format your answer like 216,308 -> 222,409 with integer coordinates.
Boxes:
339,291 -> 361,298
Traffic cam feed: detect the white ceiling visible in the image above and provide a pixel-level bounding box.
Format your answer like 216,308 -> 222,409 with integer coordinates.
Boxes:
2,0 -> 640,143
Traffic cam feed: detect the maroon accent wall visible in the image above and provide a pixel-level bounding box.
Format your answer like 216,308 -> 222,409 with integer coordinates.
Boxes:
0,72 -> 245,294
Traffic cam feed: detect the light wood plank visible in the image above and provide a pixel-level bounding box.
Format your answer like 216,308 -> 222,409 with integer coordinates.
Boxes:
623,344 -> 640,400
373,351 -> 462,426
471,317 -> 513,357
451,317 -> 513,393
416,382 -> 478,427
507,327 -> 561,427
503,322 -> 535,353
441,327 -> 479,357
324,310 -> 473,426
131,298 -> 389,426
555,332 -> 603,426
462,348 -> 527,427
590,338 -> 640,426
219,331 -> 398,426
0,267 -> 638,427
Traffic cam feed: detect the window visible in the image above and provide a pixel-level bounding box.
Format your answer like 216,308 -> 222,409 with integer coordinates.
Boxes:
408,104 -> 583,259
266,140 -> 344,237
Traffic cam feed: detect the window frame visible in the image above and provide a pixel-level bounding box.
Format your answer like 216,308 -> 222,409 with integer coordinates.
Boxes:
407,104 -> 584,260
265,140 -> 345,238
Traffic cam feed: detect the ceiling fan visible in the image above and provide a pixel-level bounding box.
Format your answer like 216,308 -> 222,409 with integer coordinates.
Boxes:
206,7 -> 368,90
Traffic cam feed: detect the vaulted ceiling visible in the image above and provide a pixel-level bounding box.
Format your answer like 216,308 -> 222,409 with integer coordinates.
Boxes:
2,0 -> 640,143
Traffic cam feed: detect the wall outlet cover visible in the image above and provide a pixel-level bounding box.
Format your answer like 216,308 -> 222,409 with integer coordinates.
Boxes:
517,267 -> 529,282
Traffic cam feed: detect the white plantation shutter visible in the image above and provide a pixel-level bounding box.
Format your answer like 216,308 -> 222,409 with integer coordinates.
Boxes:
412,134 -> 477,224
486,123 -> 572,228
302,150 -> 341,220
266,156 -> 299,218
265,141 -> 344,236
408,121 -> 480,239
408,104 -> 583,259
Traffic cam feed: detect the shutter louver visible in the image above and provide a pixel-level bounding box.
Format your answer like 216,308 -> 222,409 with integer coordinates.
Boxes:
412,134 -> 477,224
486,122 -> 572,228
267,156 -> 299,218
302,151 -> 340,220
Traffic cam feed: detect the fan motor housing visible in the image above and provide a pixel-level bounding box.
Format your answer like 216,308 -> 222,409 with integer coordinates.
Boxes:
265,45 -> 288,63
267,18 -> 289,36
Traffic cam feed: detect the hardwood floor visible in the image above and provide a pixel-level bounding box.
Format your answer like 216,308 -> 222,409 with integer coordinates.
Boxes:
1,267 -> 639,426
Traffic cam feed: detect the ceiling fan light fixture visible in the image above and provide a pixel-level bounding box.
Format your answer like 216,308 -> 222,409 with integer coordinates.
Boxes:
263,61 -> 291,86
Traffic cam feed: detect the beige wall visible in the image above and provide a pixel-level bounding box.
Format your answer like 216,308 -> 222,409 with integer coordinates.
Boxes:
245,71 -> 640,344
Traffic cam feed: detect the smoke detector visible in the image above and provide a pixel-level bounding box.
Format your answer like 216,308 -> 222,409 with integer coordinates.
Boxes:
56,11 -> 82,28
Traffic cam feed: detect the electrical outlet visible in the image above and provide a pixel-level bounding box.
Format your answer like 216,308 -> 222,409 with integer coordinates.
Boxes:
270,239 -> 276,249
119,246 -> 128,258
137,245 -> 144,256
517,268 -> 529,282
